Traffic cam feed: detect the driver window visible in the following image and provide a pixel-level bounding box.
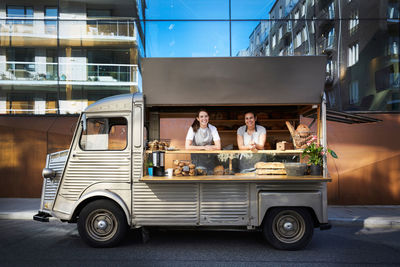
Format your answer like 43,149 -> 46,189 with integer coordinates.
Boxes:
80,117 -> 127,150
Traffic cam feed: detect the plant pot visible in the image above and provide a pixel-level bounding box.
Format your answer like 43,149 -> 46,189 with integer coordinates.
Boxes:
309,164 -> 322,176
284,163 -> 307,176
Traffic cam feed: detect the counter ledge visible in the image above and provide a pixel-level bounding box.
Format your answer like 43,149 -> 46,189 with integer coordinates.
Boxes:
140,175 -> 331,183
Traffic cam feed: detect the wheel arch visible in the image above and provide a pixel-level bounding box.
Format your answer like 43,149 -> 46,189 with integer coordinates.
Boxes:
70,190 -> 131,226
258,191 -> 325,227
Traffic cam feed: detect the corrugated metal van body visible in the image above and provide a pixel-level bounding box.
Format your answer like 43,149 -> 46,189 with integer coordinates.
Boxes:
200,183 -> 249,225
40,150 -> 69,212
132,182 -> 249,226
58,150 -> 131,201
132,182 -> 198,225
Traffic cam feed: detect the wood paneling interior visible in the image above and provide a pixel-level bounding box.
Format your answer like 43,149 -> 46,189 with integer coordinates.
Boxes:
157,106 -> 304,151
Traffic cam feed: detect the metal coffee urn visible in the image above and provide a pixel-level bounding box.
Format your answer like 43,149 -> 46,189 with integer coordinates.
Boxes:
152,151 -> 165,176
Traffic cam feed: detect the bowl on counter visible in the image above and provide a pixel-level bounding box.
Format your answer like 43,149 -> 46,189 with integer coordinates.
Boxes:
284,163 -> 307,176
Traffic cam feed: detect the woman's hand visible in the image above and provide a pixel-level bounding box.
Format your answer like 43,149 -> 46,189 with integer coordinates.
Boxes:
249,141 -> 257,152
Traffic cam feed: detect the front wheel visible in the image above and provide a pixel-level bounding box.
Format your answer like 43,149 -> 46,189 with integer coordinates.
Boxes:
263,207 -> 314,250
78,200 -> 128,247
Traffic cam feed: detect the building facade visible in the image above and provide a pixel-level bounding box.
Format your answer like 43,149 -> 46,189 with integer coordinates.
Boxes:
0,0 -> 144,115
247,0 -> 399,112
0,0 -> 145,197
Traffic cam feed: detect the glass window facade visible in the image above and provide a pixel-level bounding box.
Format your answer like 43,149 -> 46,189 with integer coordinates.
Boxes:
1,0 -> 399,113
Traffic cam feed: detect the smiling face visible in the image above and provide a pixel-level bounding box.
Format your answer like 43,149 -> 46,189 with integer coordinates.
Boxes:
244,112 -> 256,130
196,111 -> 209,128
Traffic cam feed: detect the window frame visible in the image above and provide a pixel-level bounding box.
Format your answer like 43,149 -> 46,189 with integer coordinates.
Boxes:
79,116 -> 129,151
6,5 -> 34,25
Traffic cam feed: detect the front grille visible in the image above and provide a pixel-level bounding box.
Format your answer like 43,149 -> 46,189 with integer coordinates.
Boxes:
41,150 -> 68,211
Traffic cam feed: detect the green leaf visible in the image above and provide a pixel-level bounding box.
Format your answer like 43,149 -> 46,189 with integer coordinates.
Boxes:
329,149 -> 338,158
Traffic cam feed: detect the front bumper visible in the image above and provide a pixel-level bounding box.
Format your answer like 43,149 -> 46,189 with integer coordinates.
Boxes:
319,223 -> 332,230
33,211 -> 52,222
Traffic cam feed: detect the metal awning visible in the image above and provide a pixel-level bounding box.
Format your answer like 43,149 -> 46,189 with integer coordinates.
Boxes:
304,109 -> 382,124
143,56 -> 326,106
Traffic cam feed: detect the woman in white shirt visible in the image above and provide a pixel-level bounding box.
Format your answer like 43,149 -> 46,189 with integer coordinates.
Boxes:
185,109 -> 221,175
237,111 -> 266,150
185,109 -> 221,150
236,111 -> 267,172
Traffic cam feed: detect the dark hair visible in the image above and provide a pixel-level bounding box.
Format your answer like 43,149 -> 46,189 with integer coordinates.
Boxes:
191,109 -> 209,133
244,111 -> 259,132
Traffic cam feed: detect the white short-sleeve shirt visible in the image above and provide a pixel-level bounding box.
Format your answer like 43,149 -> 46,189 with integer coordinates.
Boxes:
237,125 -> 266,146
186,124 -> 220,143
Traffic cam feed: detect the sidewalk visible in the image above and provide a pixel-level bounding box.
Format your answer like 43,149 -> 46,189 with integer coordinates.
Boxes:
1,198 -> 400,229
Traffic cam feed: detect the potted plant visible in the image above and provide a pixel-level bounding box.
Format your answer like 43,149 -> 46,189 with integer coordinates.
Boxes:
301,136 -> 338,175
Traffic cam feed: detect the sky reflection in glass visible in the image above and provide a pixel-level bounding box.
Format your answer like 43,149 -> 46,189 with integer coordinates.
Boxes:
145,0 -> 276,57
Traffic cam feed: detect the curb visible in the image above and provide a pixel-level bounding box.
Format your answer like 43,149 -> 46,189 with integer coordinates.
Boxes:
329,217 -> 400,229
0,211 -> 37,220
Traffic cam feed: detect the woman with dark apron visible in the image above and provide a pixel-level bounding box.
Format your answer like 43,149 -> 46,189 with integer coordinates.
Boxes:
185,109 -> 221,174
237,111 -> 267,172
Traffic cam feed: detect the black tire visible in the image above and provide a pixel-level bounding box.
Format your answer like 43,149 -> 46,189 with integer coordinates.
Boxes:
78,199 -> 128,248
263,207 -> 314,250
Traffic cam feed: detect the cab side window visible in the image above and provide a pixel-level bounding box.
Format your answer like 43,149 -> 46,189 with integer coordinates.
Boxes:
80,117 -> 127,150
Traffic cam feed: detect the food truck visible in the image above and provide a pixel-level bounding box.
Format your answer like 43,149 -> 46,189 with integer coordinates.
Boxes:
34,56 -> 332,250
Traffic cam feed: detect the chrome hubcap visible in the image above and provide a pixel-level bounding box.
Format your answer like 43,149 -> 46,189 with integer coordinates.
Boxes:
86,209 -> 118,242
283,222 -> 294,231
97,220 -> 108,230
272,210 -> 305,244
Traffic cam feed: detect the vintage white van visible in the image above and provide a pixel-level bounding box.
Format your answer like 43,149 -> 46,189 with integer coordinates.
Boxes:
34,56 -> 332,250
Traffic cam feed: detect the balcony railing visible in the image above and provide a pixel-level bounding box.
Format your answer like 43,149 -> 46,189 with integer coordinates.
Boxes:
285,0 -> 299,17
0,61 -> 138,85
0,18 -> 137,47
317,36 -> 335,54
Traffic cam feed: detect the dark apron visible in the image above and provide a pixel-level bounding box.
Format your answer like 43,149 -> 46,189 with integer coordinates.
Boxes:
191,127 -> 220,175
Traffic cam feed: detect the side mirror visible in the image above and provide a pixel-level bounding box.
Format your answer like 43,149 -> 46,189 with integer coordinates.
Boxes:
42,168 -> 56,180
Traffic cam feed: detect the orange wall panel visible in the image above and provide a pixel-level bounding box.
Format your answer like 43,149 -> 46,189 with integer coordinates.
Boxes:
0,117 -> 77,198
323,114 -> 400,204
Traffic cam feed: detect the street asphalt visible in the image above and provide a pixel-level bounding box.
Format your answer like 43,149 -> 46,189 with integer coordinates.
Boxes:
0,198 -> 400,229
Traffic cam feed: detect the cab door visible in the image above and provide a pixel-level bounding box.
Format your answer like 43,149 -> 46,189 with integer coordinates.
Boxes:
53,113 -> 132,216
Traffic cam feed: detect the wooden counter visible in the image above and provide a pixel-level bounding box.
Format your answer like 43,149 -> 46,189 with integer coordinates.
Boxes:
140,175 -> 331,183
146,150 -> 303,154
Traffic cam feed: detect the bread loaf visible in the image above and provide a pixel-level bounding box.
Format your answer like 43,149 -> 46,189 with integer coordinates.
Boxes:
213,165 -> 224,175
296,124 -> 310,137
254,162 -> 285,169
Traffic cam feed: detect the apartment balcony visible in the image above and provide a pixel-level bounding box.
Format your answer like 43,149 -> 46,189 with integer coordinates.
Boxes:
316,8 -> 334,30
317,36 -> 335,55
0,61 -> 138,86
0,18 -> 137,48
285,0 -> 299,17
325,71 -> 334,85
283,25 -> 292,39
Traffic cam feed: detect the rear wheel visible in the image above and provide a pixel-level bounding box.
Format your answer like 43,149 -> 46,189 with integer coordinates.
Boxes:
78,200 -> 128,247
263,207 -> 314,250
